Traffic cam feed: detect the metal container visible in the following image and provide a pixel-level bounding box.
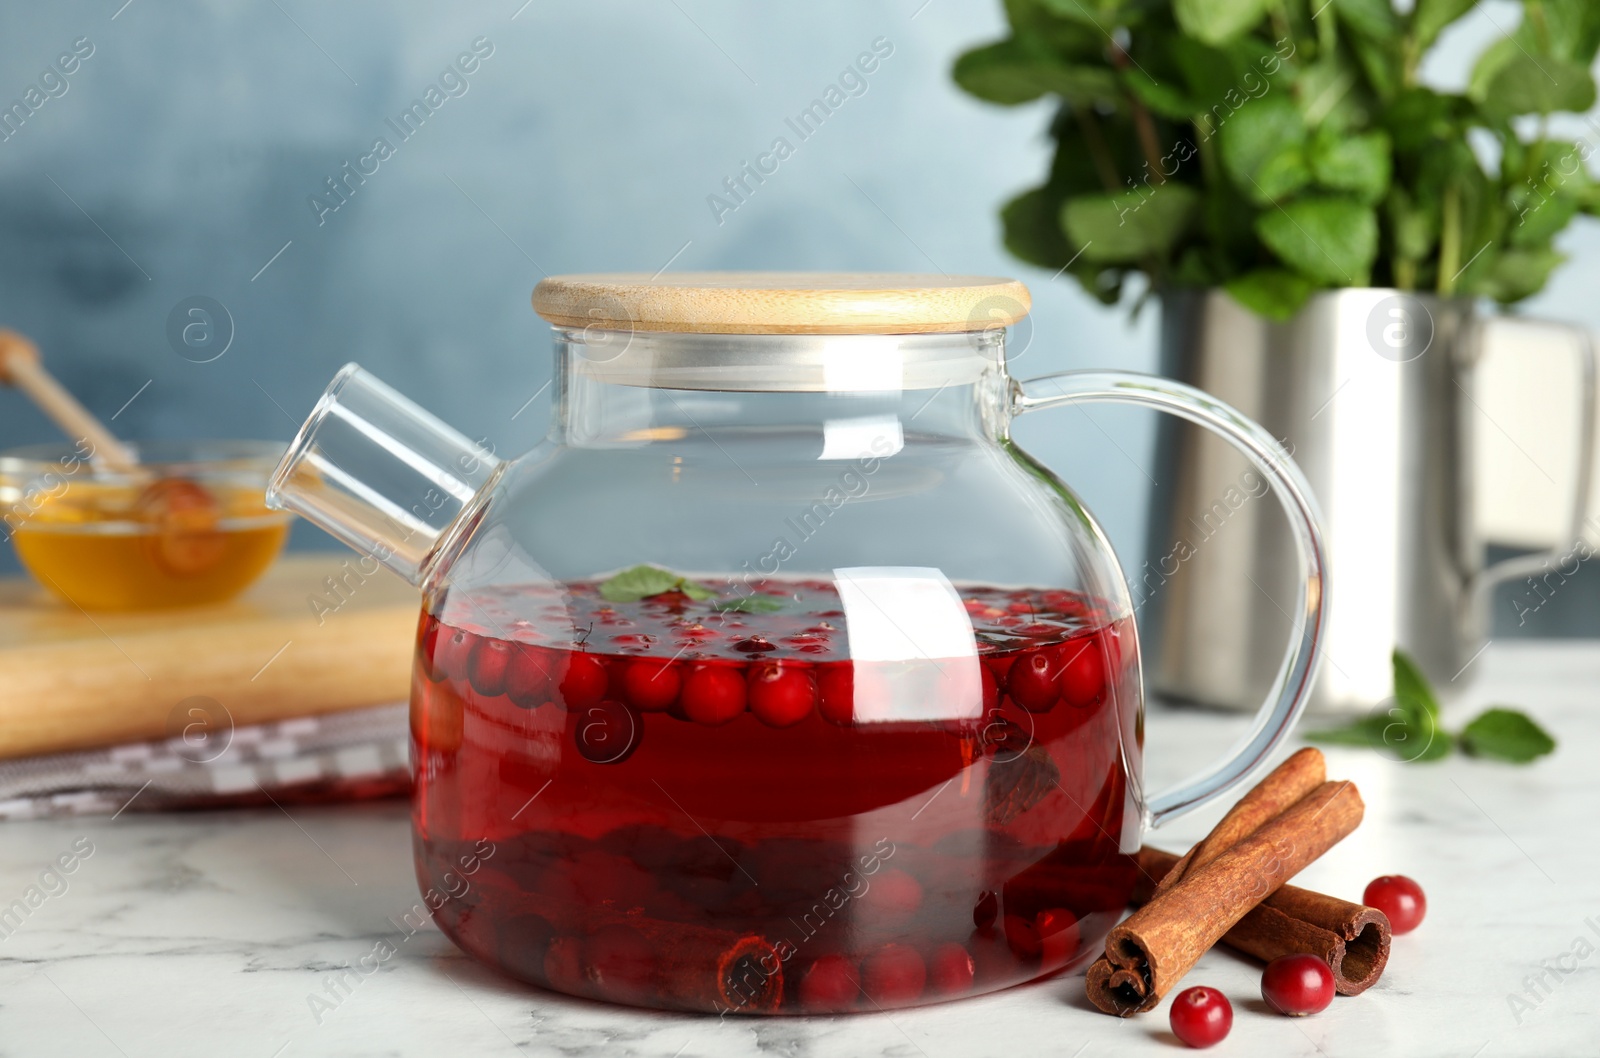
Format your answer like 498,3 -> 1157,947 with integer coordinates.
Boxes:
1145,288 -> 1595,714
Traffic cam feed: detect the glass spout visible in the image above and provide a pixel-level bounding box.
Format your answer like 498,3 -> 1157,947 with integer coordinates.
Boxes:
265,363 -> 501,588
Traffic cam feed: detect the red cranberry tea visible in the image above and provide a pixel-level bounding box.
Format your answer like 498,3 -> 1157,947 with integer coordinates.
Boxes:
410,577 -> 1140,1014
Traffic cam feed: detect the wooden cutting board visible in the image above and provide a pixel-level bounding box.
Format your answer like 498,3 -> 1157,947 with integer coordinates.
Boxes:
0,554 -> 418,759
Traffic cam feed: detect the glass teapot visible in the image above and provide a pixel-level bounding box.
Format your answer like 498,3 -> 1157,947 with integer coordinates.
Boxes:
267,274 -> 1326,1015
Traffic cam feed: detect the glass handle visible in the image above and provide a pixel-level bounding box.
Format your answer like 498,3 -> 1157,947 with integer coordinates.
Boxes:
1014,370 -> 1329,828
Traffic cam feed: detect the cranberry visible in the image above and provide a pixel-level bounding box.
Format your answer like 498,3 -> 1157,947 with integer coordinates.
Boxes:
681,664 -> 746,725
505,645 -> 554,708
557,652 -> 609,710
980,663 -> 999,712
1261,953 -> 1335,1016
798,954 -> 859,1009
417,614 -> 443,679
1169,985 -> 1232,1048
468,636 -> 513,696
1006,650 -> 1060,713
1363,874 -> 1426,934
432,626 -> 475,683
1058,636 -> 1106,708
747,662 -> 816,727
733,635 -> 777,653
574,700 -> 642,764
986,655 -> 1015,681
1002,913 -> 1041,957
586,925 -> 655,1004
543,936 -> 588,995
929,942 -> 975,994
621,658 -> 681,713
858,868 -> 922,919
816,663 -> 854,725
972,890 -> 998,931
1036,907 -> 1080,965
861,943 -> 926,1005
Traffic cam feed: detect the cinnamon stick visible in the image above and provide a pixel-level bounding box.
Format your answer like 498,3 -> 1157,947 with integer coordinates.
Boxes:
1135,847 -> 1391,996
1149,747 -> 1326,899
1085,779 -> 1364,1015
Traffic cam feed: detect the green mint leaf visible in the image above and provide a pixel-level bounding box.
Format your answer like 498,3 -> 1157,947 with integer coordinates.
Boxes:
1459,708 -> 1556,763
1061,184 -> 1201,265
1254,196 -> 1379,286
1412,0 -> 1480,52
1173,0 -> 1273,47
1305,698 -> 1450,762
599,565 -> 714,603
1304,714 -> 1392,750
1225,269 -> 1316,321
712,595 -> 785,614
1392,649 -> 1440,722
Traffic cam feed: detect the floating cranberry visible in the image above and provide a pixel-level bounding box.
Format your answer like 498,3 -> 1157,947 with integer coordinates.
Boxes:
468,636 -> 513,696
798,954 -> 859,1009
1006,650 -> 1060,713
1058,637 -> 1106,708
505,645 -> 554,709
557,652 -> 609,710
747,662 -> 816,728
861,943 -> 925,1005
733,635 -> 777,653
1036,908 -> 1080,965
980,663 -> 999,712
1363,874 -> 1426,934
986,655 -> 1016,681
1261,953 -> 1335,1016
621,659 -> 682,713
816,663 -> 854,725
681,664 -> 746,725
417,614 -> 443,679
1170,985 -> 1232,1048
586,925 -> 655,1003
574,700 -> 641,764
972,890 -> 998,931
432,626 -> 475,683
929,942 -> 975,994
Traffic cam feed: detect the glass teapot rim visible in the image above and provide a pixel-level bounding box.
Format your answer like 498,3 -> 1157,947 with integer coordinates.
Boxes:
556,327 -> 1011,393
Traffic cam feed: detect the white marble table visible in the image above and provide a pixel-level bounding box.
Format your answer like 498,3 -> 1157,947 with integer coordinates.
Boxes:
1,642 -> 1595,1057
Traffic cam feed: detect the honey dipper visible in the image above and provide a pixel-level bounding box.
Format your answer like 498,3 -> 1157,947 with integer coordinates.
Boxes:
0,330 -> 139,471
0,329 -> 222,568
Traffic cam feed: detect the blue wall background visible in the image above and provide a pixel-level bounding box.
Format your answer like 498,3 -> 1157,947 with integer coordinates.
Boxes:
1,0 -> 1597,634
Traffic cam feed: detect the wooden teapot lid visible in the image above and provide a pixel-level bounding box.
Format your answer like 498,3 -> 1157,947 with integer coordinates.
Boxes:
531,272 -> 1031,335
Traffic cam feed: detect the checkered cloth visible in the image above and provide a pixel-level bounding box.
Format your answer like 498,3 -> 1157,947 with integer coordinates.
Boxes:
0,703 -> 411,820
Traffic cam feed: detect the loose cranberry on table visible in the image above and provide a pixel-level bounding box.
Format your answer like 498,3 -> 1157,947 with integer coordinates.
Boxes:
1261,953 -> 1335,1016
1169,985 -> 1232,1048
1364,874 -> 1426,934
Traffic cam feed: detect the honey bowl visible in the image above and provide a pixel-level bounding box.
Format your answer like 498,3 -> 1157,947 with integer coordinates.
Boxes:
0,439 -> 292,610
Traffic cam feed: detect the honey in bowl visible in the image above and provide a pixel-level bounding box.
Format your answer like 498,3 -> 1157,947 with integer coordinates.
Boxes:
1,440 -> 291,611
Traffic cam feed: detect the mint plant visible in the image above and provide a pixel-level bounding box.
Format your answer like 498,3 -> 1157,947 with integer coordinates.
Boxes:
954,1 -> 1600,318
